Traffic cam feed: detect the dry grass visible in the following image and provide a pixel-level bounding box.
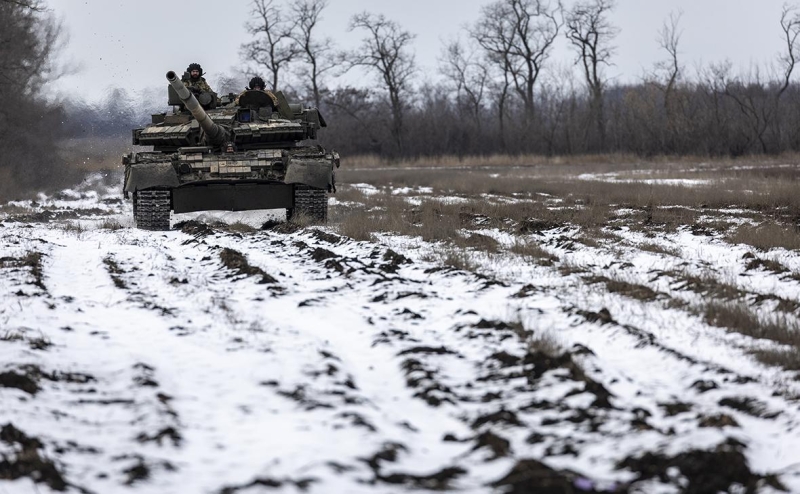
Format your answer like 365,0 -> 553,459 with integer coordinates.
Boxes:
0,329 -> 25,342
638,242 -> 681,257
727,223 -> 800,251
332,191 -> 411,240
744,257 -> 789,274
458,233 -> 500,253
558,261 -> 588,276
343,151 -> 800,172
0,252 -> 47,291
584,275 -> 661,302
703,301 -> 800,348
57,221 -> 87,234
510,239 -> 559,266
331,159 -> 800,284
339,161 -> 800,224
331,159 -> 800,376
98,219 -> 124,231
412,202 -> 462,242
344,152 -> 648,170
751,348 -> 800,371
527,330 -> 563,358
332,186 -> 369,203
334,209 -> 375,242
670,271 -> 744,300
224,222 -> 257,234
424,247 -> 479,273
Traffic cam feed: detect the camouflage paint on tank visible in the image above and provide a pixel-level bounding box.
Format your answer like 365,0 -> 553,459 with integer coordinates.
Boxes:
122,69 -> 339,223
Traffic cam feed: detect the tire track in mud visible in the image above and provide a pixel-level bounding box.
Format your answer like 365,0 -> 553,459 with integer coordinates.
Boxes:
3,217 -> 800,492
249,227 -> 800,492
472,227 -> 800,489
51,224 -> 480,492
186,227 -> 487,491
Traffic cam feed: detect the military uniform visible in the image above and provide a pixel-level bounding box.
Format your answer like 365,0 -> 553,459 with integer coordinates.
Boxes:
182,74 -> 214,93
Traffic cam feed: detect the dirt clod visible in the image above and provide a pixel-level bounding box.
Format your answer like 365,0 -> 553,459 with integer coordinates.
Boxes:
0,423 -> 68,491
311,229 -> 342,244
471,430 -> 511,459
619,439 -> 781,493
219,248 -> 278,284
492,458 -> 618,494
380,249 -> 412,273
0,371 -> 40,395
698,413 -> 740,428
176,220 -> 216,237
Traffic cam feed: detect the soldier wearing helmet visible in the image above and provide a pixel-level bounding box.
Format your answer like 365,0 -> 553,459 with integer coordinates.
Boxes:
235,76 -> 279,107
182,62 -> 214,94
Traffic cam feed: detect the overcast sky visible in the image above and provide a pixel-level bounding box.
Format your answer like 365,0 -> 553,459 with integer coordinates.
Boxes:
50,0 -> 794,102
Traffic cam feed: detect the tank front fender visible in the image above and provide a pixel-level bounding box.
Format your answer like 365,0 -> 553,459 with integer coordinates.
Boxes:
124,163 -> 180,193
284,158 -> 333,190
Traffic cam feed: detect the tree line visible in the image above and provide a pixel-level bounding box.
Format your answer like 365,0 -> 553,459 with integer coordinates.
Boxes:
0,0 -> 73,198
239,0 -> 800,158
5,0 -> 800,201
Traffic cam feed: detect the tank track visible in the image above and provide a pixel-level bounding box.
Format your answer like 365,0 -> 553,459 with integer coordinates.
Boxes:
287,185 -> 328,224
133,190 -> 171,231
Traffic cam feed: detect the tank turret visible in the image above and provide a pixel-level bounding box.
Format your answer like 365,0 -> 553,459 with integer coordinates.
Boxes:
166,71 -> 229,146
123,69 -> 340,231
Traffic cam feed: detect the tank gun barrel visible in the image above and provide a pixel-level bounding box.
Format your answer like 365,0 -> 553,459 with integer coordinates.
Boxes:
166,71 -> 228,145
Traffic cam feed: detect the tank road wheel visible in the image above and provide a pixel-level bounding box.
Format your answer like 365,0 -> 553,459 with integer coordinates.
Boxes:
287,185 -> 328,224
133,189 -> 172,231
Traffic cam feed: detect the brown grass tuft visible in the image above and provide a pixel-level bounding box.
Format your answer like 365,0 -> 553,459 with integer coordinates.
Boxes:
99,219 -> 124,231
703,302 -> 800,347
224,222 -> 257,234
510,239 -> 559,266
584,275 -> 661,302
425,247 -> 479,273
335,209 -> 375,241
751,348 -> 800,371
727,223 -> 800,251
670,271 -> 744,300
638,242 -> 681,257
58,221 -> 87,234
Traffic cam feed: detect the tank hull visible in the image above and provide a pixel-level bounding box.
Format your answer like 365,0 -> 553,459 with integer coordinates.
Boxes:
123,70 -> 339,230
171,181 -> 293,213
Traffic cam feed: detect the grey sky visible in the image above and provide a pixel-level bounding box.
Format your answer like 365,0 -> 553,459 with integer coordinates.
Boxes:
51,0 -> 793,102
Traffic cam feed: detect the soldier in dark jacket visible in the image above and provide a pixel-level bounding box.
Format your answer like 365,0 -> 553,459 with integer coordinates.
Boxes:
234,76 -> 279,107
182,62 -> 214,93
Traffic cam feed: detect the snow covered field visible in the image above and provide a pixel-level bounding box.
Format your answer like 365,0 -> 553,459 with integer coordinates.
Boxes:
2,171 -> 800,493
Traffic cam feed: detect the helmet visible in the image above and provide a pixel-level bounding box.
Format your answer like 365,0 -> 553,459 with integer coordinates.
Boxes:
187,63 -> 203,76
248,76 -> 265,90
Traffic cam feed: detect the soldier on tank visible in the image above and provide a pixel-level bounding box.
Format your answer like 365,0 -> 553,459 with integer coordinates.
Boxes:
235,76 -> 279,107
182,63 -> 214,94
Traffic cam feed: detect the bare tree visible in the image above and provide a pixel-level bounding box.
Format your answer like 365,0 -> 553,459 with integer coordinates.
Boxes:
720,4 -> 800,153
653,11 -> 682,98
648,11 -> 684,152
471,0 -> 561,126
290,0 -> 337,108
439,38 -> 489,130
565,0 -> 618,149
347,12 -> 416,154
778,3 -> 800,97
241,0 -> 301,91
0,0 -> 46,10
0,0 -> 73,199
469,2 -> 516,149
0,0 -> 62,95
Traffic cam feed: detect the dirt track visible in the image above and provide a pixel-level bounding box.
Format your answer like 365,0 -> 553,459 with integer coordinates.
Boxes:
1,178 -> 799,493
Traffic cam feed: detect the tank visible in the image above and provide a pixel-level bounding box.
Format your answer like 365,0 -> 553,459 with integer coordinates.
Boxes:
122,70 -> 340,230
